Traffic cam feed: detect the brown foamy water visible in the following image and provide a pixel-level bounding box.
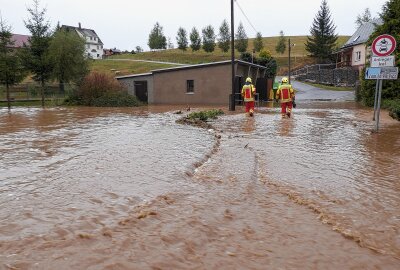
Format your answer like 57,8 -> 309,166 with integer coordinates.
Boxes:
0,103 -> 399,269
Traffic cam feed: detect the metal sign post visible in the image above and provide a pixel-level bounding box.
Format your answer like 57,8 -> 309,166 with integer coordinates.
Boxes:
366,34 -> 398,132
375,80 -> 383,131
373,79 -> 379,121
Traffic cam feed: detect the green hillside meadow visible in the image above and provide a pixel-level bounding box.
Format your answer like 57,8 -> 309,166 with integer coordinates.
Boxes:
91,36 -> 350,76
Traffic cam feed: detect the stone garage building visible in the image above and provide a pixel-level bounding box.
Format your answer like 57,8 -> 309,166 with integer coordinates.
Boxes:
116,60 -> 272,105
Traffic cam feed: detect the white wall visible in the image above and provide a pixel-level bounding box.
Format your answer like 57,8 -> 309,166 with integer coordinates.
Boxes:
86,43 -> 103,59
352,44 -> 366,67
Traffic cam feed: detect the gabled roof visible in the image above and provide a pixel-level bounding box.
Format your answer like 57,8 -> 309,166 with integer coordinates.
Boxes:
9,34 -> 30,48
61,24 -> 104,45
341,18 -> 383,49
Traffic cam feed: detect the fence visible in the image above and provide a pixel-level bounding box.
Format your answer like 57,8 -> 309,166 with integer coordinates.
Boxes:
0,83 -> 70,102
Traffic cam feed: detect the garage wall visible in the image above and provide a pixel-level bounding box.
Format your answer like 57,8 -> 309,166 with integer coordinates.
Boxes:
117,75 -> 154,103
153,64 -> 232,104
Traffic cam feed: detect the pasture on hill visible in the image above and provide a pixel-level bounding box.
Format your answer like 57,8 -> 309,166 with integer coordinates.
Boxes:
92,35 -> 350,76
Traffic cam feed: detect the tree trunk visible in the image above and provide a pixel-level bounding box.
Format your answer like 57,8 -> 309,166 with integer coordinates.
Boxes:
6,82 -> 11,111
59,80 -> 65,94
41,79 -> 45,108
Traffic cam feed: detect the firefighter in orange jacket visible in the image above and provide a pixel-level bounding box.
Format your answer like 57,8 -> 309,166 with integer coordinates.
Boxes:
276,77 -> 295,118
241,77 -> 256,116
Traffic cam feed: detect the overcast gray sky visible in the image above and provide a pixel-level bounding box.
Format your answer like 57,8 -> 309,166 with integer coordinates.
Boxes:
1,0 -> 388,51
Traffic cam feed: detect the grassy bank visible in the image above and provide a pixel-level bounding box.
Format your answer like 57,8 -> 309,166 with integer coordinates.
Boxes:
89,60 -> 177,77
105,35 -> 349,76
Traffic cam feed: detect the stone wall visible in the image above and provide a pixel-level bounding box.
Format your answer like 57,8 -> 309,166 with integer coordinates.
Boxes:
295,68 -> 359,87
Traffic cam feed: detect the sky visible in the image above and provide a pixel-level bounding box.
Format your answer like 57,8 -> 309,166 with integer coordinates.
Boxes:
1,0 -> 388,51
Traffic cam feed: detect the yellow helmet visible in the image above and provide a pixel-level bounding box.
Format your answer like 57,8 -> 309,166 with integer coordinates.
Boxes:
281,77 -> 288,84
246,77 -> 252,83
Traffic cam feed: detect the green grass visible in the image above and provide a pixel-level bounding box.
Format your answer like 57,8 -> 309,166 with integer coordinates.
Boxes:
187,109 -> 225,121
89,60 -> 177,76
302,81 -> 355,91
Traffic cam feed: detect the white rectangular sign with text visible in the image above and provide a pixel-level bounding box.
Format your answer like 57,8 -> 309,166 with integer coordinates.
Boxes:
371,56 -> 395,67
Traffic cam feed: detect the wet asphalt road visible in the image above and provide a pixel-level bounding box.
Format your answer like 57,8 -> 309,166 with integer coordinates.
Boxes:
291,79 -> 355,101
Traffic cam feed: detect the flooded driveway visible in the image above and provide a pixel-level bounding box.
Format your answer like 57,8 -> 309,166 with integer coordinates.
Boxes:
0,103 -> 399,269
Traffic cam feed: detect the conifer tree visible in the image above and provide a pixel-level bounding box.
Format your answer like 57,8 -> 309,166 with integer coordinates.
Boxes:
176,27 -> 188,52
355,8 -> 372,28
148,22 -> 167,50
21,0 -> 53,107
253,32 -> 264,52
189,27 -> 201,52
235,22 -> 248,53
275,30 -> 287,54
0,17 -> 27,110
305,0 -> 338,63
218,19 -> 230,53
202,25 -> 216,53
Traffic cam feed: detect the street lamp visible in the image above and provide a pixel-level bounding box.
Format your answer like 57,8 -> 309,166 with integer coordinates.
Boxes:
288,38 -> 295,84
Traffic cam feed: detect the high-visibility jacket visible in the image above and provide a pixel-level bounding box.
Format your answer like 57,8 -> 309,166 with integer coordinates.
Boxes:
241,84 -> 256,102
276,83 -> 294,103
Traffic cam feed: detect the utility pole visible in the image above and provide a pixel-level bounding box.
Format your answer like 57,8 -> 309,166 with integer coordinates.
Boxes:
229,0 -> 235,111
288,38 -> 291,84
288,38 -> 295,84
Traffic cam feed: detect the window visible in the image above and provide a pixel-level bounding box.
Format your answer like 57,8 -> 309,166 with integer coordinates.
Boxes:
355,51 -> 361,62
90,36 -> 92,40
97,45 -> 99,49
353,35 -> 360,42
187,80 -> 194,93
86,44 -> 90,49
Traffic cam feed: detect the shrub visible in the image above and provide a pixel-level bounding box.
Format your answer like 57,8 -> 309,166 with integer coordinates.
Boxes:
66,72 -> 139,107
382,99 -> 400,121
77,72 -> 124,105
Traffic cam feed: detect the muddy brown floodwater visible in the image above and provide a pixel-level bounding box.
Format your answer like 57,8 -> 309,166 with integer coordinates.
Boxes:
0,103 -> 399,269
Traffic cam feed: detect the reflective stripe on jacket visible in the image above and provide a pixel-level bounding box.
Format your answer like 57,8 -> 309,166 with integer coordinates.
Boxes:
276,84 -> 294,103
241,84 -> 256,102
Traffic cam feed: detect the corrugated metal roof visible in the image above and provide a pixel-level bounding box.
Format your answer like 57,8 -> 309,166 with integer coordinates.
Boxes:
341,18 -> 383,49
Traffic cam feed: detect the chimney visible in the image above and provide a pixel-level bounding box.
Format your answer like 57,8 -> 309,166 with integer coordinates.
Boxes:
78,22 -> 81,29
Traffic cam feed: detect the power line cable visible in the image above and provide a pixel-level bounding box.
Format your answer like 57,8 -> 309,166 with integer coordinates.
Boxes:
234,0 -> 259,34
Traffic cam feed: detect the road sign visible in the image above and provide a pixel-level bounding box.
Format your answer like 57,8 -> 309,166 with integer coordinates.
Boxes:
371,56 -> 395,67
365,67 -> 398,80
372,34 -> 397,56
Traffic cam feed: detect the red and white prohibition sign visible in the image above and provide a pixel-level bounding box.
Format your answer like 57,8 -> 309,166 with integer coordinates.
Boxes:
372,34 -> 397,56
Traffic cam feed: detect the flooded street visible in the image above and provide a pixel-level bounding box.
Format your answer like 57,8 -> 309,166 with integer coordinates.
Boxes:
0,102 -> 399,269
